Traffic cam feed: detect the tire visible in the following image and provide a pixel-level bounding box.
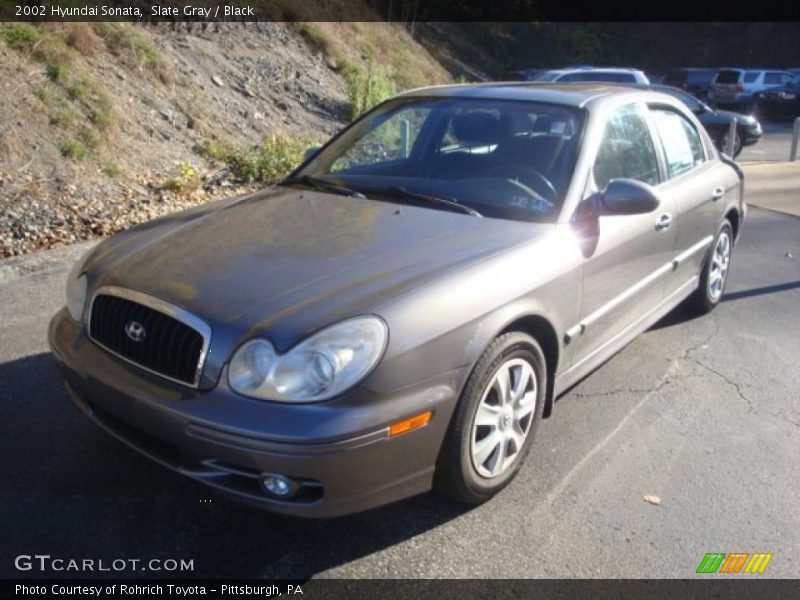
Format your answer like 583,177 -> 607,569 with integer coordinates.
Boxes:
719,128 -> 743,158
688,220 -> 733,315
434,332 -> 546,505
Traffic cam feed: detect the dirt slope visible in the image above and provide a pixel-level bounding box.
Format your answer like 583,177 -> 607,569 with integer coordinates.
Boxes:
0,20 -> 451,257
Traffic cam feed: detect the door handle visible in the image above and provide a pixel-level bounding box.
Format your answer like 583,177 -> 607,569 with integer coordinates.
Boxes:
655,213 -> 672,232
711,187 -> 725,201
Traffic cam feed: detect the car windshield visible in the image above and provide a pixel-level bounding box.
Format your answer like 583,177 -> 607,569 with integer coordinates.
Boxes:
791,75 -> 800,88
291,97 -> 585,223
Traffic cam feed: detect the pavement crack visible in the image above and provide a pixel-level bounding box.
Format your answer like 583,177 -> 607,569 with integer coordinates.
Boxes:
686,357 -> 754,411
571,378 -> 672,399
681,320 -> 721,361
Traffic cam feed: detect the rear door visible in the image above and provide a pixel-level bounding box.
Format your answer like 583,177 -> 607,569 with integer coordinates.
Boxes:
647,105 -> 729,292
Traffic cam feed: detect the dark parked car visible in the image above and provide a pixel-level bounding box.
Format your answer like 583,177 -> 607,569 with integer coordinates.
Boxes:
50,84 -> 745,517
648,84 -> 762,157
663,68 -> 718,101
756,74 -> 800,119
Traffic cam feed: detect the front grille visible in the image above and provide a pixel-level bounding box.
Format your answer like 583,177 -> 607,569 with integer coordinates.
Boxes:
88,291 -> 207,386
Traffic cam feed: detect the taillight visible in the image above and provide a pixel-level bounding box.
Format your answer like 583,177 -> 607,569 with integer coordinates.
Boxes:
736,84 -> 744,92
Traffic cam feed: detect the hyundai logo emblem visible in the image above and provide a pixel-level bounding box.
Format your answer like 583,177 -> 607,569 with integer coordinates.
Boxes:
125,321 -> 146,342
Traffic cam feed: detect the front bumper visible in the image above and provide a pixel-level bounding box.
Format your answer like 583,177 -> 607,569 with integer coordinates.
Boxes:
48,308 -> 464,517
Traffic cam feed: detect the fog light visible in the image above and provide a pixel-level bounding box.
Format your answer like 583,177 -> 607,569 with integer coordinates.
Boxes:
259,474 -> 296,498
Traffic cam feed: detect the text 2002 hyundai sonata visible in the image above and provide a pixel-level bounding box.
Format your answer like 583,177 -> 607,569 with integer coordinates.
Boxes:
50,84 -> 744,517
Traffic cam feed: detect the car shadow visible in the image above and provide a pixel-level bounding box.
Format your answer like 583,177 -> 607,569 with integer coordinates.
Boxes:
721,280 -> 800,302
0,352 -> 470,580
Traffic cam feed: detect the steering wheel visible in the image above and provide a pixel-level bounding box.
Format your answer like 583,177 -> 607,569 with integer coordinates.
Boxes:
487,165 -> 558,203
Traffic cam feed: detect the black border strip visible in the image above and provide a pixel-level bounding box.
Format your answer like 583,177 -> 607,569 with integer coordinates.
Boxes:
1,0 -> 799,22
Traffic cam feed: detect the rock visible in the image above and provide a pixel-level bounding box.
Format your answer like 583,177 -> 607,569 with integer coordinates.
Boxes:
211,75 -> 225,87
160,107 -> 174,120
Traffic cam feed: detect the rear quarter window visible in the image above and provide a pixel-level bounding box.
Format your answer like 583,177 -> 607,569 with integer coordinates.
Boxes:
744,71 -> 760,83
649,108 -> 707,179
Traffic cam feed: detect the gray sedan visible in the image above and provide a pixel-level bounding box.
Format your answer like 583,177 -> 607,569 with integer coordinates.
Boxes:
49,83 -> 744,517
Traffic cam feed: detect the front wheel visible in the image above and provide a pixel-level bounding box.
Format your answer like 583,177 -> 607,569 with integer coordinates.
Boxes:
688,220 -> 733,314
434,332 -> 546,505
719,128 -> 743,157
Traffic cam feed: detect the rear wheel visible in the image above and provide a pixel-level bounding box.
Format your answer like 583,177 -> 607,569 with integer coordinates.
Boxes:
435,332 -> 546,505
689,220 -> 733,314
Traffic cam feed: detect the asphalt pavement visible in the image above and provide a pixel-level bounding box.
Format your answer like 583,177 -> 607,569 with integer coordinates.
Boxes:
1,201 -> 798,579
739,117 -> 797,162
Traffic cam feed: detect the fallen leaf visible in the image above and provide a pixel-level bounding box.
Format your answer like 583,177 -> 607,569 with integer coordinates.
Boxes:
643,494 -> 662,506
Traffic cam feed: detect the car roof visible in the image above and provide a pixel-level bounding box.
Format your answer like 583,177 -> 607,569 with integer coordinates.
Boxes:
396,82 -> 674,109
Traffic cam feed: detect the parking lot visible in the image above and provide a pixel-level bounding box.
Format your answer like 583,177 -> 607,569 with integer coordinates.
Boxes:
1,181 -> 798,578
740,118 -> 798,162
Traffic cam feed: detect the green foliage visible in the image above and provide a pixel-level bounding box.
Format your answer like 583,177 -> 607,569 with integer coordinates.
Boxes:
201,138 -> 235,163
165,161 -> 200,193
346,62 -> 397,119
95,23 -> 164,71
77,127 -> 100,150
226,134 -> 310,183
59,138 -> 89,160
1,23 -> 42,49
103,162 -> 123,179
46,63 -> 67,82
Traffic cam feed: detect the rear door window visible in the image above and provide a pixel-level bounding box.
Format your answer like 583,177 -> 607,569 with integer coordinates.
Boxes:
649,108 -> 707,179
593,104 -> 661,189
744,71 -> 760,83
764,72 -> 783,85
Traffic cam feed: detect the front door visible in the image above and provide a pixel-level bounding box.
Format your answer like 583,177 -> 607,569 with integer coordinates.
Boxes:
566,103 -> 677,372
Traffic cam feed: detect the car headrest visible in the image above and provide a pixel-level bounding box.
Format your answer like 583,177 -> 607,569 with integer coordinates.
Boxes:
452,111 -> 502,145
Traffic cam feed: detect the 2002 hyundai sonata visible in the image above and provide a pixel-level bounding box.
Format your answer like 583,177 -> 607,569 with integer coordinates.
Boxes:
50,83 -> 744,517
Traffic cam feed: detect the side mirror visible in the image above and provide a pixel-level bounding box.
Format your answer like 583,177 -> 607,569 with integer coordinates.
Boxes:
303,145 -> 322,162
599,179 -> 660,215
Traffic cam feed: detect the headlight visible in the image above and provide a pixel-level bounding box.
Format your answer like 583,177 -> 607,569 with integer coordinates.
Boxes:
65,247 -> 95,321
781,92 -> 797,100
65,263 -> 88,322
228,316 -> 388,402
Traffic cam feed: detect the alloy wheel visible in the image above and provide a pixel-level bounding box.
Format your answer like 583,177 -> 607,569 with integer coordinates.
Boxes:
470,357 -> 537,478
708,230 -> 731,301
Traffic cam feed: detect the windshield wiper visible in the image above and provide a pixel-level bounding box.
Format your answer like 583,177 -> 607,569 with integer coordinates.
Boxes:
383,185 -> 482,217
282,175 -> 366,199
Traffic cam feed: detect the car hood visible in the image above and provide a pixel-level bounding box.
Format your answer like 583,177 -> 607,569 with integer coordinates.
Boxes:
702,107 -> 757,125
86,186 -> 551,378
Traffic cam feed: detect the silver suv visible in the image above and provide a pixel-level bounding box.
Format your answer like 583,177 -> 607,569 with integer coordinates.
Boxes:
709,68 -> 794,111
